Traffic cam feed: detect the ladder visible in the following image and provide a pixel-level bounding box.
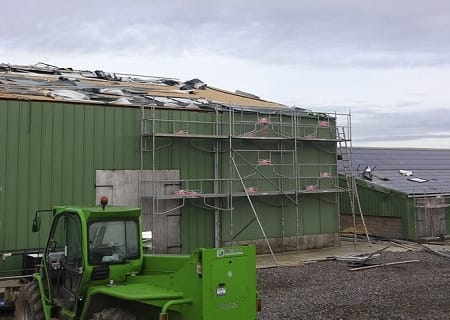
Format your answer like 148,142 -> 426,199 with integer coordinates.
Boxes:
337,127 -> 371,245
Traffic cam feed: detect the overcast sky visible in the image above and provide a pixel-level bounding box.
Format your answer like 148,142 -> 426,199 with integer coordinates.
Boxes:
2,0 -> 450,148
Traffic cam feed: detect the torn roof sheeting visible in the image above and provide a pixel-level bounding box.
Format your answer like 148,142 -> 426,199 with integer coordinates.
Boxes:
339,147 -> 450,196
0,62 -> 288,110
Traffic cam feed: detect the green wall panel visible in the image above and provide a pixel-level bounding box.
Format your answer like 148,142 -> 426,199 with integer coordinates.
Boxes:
1,101 -> 339,260
301,197 -> 321,234
180,204 -> 215,252
339,177 -> 417,239
0,100 -> 143,253
0,101 -> 219,256
318,194 -> 339,234
282,201 -> 299,237
220,193 -> 337,242
220,197 -> 284,242
4,101 -> 20,251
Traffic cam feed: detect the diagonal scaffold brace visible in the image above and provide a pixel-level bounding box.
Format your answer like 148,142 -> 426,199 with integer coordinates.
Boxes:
231,156 -> 280,269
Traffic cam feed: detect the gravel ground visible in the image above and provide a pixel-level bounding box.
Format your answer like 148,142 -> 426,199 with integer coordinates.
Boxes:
257,250 -> 450,320
2,250 -> 449,320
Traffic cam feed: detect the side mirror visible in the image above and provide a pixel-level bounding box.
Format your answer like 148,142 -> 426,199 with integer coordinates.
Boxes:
32,216 -> 41,232
32,209 -> 54,232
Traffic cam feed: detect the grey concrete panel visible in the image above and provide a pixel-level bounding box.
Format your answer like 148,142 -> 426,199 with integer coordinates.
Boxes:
96,170 -> 181,254
224,233 -> 338,254
95,170 -> 140,206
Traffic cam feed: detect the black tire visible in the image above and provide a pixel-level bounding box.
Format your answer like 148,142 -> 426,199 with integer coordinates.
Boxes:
15,281 -> 44,320
91,308 -> 136,320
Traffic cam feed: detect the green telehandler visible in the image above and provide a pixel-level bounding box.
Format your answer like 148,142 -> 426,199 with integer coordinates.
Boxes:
15,198 -> 260,319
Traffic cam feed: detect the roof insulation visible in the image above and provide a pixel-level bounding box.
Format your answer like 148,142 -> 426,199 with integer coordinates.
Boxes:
0,62 -> 288,110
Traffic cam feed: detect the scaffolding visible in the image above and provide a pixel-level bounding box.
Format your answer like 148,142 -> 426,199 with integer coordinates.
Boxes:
139,105 -> 354,257
336,121 -> 371,245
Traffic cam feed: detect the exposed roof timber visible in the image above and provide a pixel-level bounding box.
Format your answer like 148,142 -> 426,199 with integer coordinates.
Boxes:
0,62 -> 288,110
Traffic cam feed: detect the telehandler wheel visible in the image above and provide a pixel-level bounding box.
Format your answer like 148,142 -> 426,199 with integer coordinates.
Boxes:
15,281 -> 44,320
91,308 -> 136,320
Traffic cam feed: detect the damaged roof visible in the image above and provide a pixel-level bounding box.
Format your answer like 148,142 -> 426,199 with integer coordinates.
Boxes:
341,147 -> 450,196
0,62 -> 289,111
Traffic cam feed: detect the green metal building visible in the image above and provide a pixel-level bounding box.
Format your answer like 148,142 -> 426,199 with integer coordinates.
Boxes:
0,63 -> 349,272
340,147 -> 450,240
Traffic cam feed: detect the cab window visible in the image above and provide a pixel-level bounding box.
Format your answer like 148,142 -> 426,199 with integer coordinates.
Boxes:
88,220 -> 139,265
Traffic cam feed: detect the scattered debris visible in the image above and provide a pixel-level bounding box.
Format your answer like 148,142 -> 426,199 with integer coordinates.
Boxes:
361,166 -> 374,181
48,89 -> 90,101
257,118 -> 270,124
335,253 -> 381,263
399,169 -> 413,176
162,79 -> 179,86
338,245 -> 390,268
318,120 -> 329,127
257,118 -> 271,133
355,164 -> 391,181
235,90 -> 260,99
180,78 -> 207,90
258,251 -> 450,319
425,241 -> 445,246
389,241 -> 416,251
1,63 -> 288,111
408,177 -> 429,183
350,259 -> 420,271
173,130 -> 189,135
257,159 -> 272,166
94,88 -> 125,96
420,243 -> 450,259
111,97 -> 133,105
320,172 -> 331,178
173,190 -> 200,197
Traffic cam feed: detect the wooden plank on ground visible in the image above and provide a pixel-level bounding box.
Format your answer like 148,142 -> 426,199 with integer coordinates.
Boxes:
350,260 -> 420,271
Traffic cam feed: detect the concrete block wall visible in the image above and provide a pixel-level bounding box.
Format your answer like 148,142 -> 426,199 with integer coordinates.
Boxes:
225,233 -> 339,254
340,215 -> 402,240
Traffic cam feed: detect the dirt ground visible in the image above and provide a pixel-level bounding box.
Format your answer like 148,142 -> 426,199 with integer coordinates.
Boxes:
257,249 -> 450,320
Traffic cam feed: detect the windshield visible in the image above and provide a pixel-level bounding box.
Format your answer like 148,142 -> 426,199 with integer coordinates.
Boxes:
88,220 -> 139,264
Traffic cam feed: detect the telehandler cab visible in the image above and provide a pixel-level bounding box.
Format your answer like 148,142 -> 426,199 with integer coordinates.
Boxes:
16,198 -> 260,319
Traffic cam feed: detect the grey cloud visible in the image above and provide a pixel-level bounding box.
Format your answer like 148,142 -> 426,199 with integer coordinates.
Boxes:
356,133 -> 450,143
3,0 -> 450,68
351,107 -> 450,143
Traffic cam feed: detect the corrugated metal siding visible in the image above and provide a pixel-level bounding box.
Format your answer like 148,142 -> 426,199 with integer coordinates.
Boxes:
221,197 -> 283,241
318,194 -> 339,233
143,109 -> 217,252
181,204 -> 215,252
1,100 -> 339,257
339,178 -> 417,239
0,100 -> 141,253
301,196 -> 323,234
218,115 -> 339,243
0,102 -> 217,255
